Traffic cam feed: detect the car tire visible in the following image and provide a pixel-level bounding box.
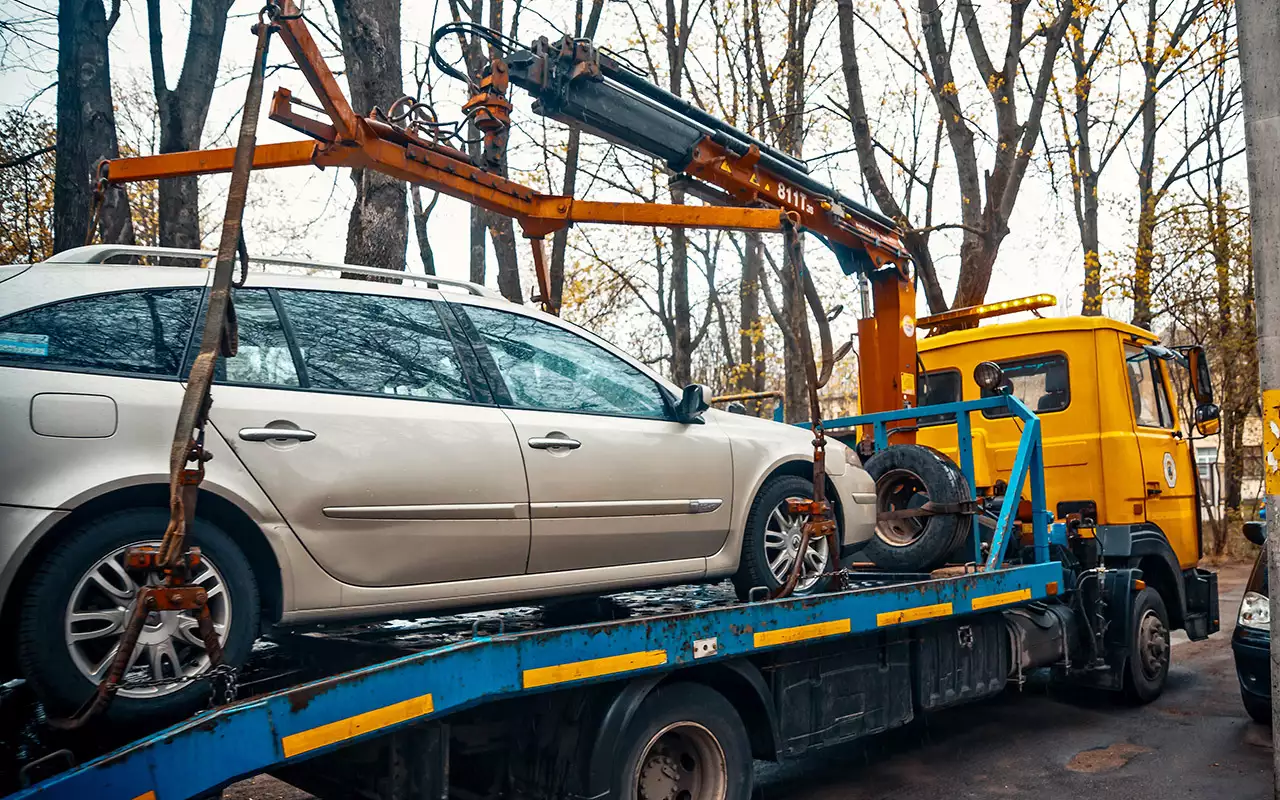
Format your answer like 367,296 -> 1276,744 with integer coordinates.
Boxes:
861,444 -> 971,572
1242,690 -> 1271,725
19,508 -> 259,726
1122,587 -> 1170,705
732,474 -> 835,600
611,682 -> 753,800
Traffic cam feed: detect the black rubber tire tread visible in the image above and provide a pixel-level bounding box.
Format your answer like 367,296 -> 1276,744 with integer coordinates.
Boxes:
861,444 -> 969,572
19,508 -> 259,726
611,682 -> 753,800
732,474 -> 832,601
1122,587 -> 1171,705
1242,689 -> 1271,725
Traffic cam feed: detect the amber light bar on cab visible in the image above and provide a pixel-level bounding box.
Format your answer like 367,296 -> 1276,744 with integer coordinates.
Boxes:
917,294 -> 1058,330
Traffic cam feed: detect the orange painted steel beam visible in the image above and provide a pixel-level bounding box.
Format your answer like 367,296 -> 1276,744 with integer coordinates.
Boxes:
104,141 -> 322,183
566,201 -> 784,233
270,0 -> 360,142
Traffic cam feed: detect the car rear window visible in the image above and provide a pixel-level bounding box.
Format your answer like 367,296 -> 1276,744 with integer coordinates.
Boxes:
0,288 -> 201,376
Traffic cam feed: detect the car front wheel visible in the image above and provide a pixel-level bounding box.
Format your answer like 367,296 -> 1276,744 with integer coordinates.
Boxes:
19,508 -> 259,725
733,474 -> 834,600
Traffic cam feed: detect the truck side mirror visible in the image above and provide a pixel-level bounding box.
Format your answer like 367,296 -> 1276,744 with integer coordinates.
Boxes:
1188,345 -> 1214,405
1194,403 -> 1220,436
1244,520 -> 1267,546
675,383 -> 710,423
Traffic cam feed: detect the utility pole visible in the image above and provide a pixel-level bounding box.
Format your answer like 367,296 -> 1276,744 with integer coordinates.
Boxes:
1238,2 -> 1280,795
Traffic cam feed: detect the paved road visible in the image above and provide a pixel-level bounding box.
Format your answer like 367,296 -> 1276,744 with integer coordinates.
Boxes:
226,562 -> 1271,800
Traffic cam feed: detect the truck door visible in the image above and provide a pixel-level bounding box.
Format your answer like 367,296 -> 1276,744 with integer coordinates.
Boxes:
1123,342 -> 1198,567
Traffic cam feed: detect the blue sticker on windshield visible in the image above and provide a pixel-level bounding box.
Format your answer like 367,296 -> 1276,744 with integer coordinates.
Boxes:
0,333 -> 49,356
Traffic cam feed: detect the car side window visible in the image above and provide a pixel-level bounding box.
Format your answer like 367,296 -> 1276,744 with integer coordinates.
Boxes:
276,289 -> 471,401
187,289 -> 301,387
462,305 -> 669,419
0,288 -> 201,376
1125,343 -> 1173,429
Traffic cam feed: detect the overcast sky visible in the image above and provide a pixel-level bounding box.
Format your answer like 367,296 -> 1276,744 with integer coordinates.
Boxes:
0,0 -> 1248,344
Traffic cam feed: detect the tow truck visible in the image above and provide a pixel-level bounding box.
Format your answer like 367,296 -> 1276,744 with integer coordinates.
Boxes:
0,4 -> 1220,798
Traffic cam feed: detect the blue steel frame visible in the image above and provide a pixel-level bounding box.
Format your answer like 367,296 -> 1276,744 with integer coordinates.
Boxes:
820,393 -> 1053,570
12,563 -> 1062,800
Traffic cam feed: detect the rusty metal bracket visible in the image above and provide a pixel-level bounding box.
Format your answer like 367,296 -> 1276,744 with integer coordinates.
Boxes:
877,500 -> 981,521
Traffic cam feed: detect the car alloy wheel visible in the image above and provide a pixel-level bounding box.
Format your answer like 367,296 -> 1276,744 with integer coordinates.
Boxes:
64,540 -> 231,698
762,499 -> 830,593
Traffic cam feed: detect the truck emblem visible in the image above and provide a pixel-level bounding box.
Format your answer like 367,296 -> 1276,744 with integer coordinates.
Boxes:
1162,452 -> 1177,489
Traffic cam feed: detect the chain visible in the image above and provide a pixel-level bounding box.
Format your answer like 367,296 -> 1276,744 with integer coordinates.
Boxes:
111,664 -> 239,708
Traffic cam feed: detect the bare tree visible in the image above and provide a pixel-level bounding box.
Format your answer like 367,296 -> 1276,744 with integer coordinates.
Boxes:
54,0 -> 134,251
146,0 -> 234,250
547,0 -> 606,313
334,0 -> 408,274
836,0 -> 1075,314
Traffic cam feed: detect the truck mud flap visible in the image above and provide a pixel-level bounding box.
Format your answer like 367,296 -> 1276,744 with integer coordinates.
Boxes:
1182,568 -> 1220,640
912,613 -> 1008,711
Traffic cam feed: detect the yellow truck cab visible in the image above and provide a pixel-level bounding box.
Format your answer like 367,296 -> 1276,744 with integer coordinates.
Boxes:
915,315 -> 1220,640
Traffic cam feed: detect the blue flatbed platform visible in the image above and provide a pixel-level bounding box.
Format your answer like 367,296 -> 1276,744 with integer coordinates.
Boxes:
12,561 -> 1061,800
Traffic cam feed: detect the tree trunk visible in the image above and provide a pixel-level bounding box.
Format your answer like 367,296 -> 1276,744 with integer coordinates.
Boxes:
739,232 -> 766,414
548,0 -> 606,313
1131,3 -> 1159,329
411,187 -> 437,275
147,0 -> 233,250
54,0 -> 133,251
670,186 -> 693,386
780,239 -> 808,423
334,0 -> 407,274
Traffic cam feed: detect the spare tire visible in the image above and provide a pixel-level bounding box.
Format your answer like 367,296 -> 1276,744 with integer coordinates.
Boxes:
862,444 -> 971,572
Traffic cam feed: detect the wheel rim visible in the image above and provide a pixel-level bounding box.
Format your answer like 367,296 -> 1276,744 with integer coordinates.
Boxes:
874,468 -> 931,548
762,498 -> 830,593
633,721 -> 728,800
64,540 -> 231,698
1135,607 -> 1169,681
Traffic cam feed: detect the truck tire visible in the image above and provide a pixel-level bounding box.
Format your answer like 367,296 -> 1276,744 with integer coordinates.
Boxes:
1123,587 -> 1170,704
19,508 -> 259,726
861,444 -> 970,572
733,474 -> 834,600
611,682 -> 753,800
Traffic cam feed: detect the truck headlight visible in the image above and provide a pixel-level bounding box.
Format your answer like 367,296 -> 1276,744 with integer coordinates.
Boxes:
1238,591 -> 1270,631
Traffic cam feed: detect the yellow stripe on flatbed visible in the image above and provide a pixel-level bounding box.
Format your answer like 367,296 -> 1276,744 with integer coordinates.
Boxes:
971,587 -> 1033,610
281,693 -> 434,758
522,650 -> 668,689
753,618 -> 851,648
876,602 -> 953,627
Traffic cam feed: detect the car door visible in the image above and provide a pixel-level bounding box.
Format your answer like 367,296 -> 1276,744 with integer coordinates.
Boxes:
1123,342 -> 1199,567
203,285 -> 531,587
450,301 -> 734,573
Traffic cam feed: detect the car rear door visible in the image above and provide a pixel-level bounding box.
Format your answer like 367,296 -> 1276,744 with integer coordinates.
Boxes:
202,284 -> 531,587
447,299 -> 733,573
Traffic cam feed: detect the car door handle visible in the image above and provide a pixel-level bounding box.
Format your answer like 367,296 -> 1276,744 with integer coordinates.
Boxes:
527,436 -> 581,450
239,427 -> 317,443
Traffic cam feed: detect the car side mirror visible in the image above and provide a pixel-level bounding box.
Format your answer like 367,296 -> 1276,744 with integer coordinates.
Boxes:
675,383 -> 710,423
725,400 -> 747,415
1244,520 -> 1267,547
1188,345 -> 1214,405
1194,403 -> 1220,436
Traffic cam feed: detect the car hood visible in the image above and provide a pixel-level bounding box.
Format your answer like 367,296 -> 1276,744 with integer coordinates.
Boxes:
704,408 -> 854,475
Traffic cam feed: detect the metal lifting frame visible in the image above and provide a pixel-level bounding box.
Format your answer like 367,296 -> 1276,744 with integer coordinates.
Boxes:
98,0 -> 922,421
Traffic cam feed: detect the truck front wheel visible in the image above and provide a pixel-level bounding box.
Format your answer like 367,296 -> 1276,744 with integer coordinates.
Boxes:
1124,587 -> 1171,704
612,682 -> 753,800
